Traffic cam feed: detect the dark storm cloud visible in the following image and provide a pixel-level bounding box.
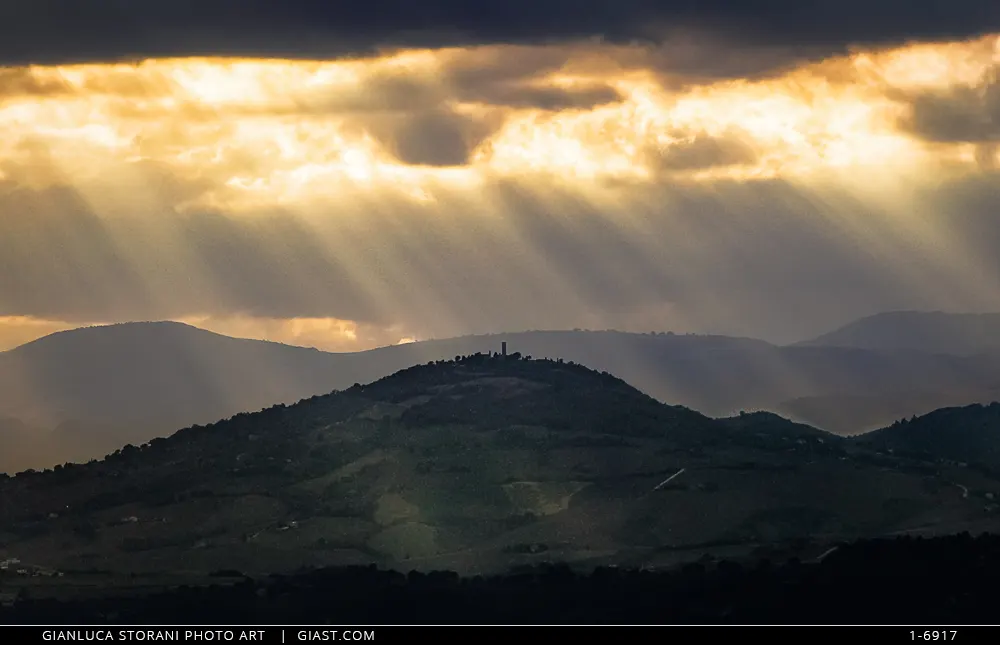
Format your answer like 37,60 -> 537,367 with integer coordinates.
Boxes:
899,66 -> 1000,143
611,34 -> 844,87
289,66 -> 621,117
1,1 -> 999,72
293,74 -> 445,115
454,82 -> 621,110
362,109 -> 502,167
646,131 -> 759,171
440,47 -> 624,109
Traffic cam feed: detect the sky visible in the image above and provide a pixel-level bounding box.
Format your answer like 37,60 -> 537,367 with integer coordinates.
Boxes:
2,1 -> 1000,352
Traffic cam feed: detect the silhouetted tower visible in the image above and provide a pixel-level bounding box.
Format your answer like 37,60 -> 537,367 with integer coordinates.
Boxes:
502,341 -> 507,356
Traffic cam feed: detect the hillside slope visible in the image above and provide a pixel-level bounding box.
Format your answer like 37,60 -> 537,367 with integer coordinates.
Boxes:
859,403 -> 1000,470
1,355 -> 995,578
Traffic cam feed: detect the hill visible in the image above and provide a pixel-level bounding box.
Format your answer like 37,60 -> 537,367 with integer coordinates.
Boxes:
8,321 -> 1000,472
0,322 -> 362,468
714,411 -> 834,439
797,311 -> 1000,355
1,354 -> 997,580
859,403 -> 1000,471
0,322 -> 346,431
374,332 -> 1000,436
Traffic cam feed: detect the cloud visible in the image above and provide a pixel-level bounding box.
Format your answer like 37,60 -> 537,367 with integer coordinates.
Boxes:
0,68 -> 72,100
363,109 -> 503,166
455,81 -> 622,111
610,33 -> 844,87
646,131 -> 759,171
3,36 -> 1000,348
437,46 -> 625,108
2,0 -> 999,75
240,50 -> 624,117
899,66 -> 1000,143
292,72 -> 446,115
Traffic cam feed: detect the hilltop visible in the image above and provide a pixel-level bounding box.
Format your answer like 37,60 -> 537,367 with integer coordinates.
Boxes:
860,402 -> 1000,471
1,354 -> 997,583
8,320 -> 1000,472
715,411 -> 835,439
0,321 -> 342,431
0,322 -> 358,469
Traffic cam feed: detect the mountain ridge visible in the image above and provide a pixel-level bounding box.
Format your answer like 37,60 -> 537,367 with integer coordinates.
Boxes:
6,318 -> 1000,472
796,311 -> 1000,355
4,320 -> 297,353
6,353 -> 994,579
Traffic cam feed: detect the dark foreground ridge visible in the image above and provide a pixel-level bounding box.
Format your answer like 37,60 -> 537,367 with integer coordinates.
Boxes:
4,533 -> 1000,624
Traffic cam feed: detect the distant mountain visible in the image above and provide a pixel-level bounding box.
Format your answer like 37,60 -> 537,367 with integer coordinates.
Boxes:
860,403 -> 1000,471
797,311 -> 1000,355
2,354 -> 993,578
0,322 -> 347,431
8,322 -> 1000,472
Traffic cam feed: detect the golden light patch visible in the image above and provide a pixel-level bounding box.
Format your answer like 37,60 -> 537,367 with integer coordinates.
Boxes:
0,316 -> 99,351
172,314 -> 419,353
177,314 -> 359,349
852,34 -> 1000,90
0,36 -> 997,213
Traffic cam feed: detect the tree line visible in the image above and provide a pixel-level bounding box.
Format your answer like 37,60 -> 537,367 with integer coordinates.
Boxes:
5,533 -> 1000,624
